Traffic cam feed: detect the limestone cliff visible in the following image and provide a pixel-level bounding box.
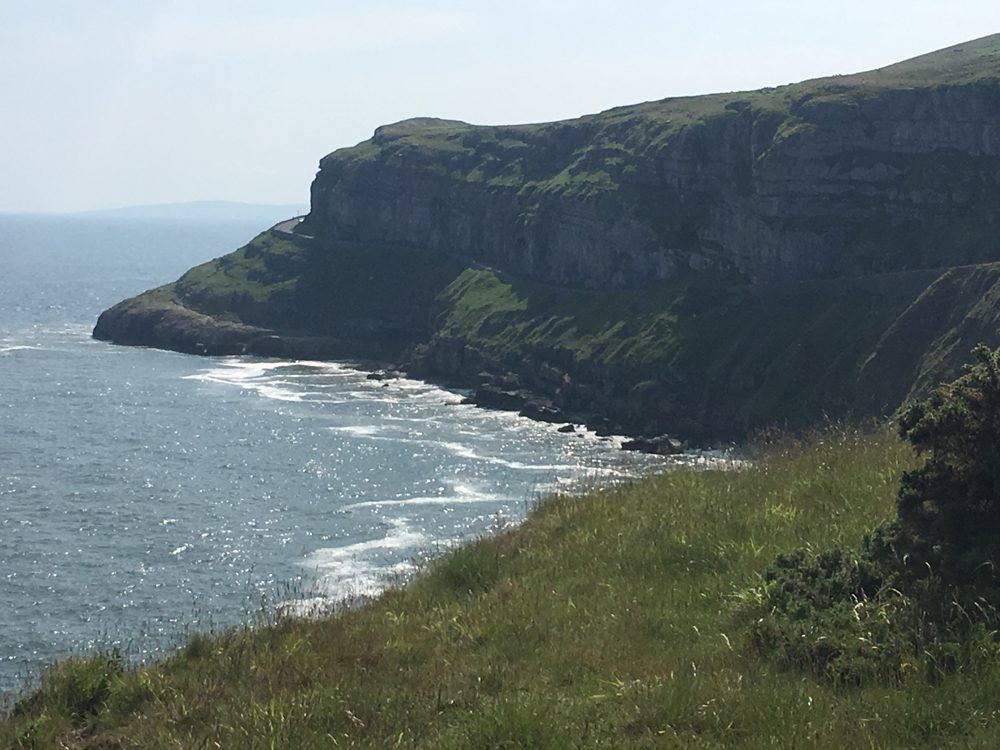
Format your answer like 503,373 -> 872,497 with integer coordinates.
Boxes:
94,34 -> 1000,442
306,36 -> 1000,287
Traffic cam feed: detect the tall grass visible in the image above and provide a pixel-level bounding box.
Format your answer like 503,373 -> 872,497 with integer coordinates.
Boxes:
12,425 -> 1000,748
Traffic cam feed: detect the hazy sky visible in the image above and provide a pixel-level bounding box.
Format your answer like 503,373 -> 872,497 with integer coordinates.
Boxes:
3,1 -> 1000,213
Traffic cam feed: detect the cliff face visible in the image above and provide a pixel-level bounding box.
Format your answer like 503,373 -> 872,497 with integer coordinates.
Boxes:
94,35 -> 1000,442
308,36 -> 1000,289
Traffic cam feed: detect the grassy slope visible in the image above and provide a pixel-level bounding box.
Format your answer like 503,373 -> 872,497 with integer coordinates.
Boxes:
144,231 -> 467,338
21,427 -> 1000,749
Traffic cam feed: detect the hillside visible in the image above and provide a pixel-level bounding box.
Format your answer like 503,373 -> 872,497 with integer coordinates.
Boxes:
94,34 -> 1000,442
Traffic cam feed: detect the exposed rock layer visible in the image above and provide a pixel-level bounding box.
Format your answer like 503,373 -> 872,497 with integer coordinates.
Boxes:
309,39 -> 1000,288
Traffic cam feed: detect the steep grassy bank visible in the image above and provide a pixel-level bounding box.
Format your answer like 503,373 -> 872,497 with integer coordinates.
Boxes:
95,225 -> 1000,441
93,230 -> 468,359
22,427 -> 1000,749
408,266 -> 957,439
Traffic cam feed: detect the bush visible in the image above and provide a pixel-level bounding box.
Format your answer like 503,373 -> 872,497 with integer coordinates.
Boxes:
893,343 -> 1000,587
749,548 -> 909,686
749,344 -> 1000,685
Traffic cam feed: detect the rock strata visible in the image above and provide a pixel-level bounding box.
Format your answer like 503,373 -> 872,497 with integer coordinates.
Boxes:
93,298 -> 266,356
308,38 -> 1000,290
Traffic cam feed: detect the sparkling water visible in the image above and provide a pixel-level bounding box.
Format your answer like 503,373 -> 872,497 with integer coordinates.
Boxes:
0,213 -> 670,695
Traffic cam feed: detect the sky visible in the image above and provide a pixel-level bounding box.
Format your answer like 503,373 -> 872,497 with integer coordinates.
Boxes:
3,1 -> 1000,213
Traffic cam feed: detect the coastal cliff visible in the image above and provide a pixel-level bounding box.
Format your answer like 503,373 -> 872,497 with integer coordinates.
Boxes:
95,35 -> 1000,442
306,36 -> 1000,288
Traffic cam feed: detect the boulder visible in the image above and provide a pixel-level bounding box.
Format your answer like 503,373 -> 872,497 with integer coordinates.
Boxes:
474,385 -> 530,411
520,399 -> 567,423
621,435 -> 685,455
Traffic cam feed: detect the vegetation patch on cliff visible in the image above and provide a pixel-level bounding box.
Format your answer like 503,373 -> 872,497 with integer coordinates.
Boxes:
418,266 -> 961,438
152,230 -> 468,342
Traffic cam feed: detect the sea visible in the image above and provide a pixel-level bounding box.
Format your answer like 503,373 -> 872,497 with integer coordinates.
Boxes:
0,211 -> 676,696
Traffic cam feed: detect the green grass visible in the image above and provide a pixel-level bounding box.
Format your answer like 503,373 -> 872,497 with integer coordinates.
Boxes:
22,426 -> 1000,748
129,284 -> 181,310
175,232 -> 304,304
146,229 -> 468,339
435,267 -> 745,366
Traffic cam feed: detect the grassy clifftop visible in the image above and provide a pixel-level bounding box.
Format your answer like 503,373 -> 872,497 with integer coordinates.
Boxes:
316,33 -> 1000,207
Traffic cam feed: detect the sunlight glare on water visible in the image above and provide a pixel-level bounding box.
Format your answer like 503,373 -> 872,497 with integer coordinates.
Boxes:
0,213 -> 674,694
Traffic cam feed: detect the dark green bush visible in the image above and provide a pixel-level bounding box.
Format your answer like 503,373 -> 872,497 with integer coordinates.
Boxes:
893,344 -> 1000,587
750,344 -> 1000,685
749,547 -> 909,685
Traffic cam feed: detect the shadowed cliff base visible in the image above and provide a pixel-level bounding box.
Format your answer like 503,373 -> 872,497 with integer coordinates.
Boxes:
92,223 -> 1000,444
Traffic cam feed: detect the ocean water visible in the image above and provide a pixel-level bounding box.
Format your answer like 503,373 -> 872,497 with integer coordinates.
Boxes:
0,213 -> 672,695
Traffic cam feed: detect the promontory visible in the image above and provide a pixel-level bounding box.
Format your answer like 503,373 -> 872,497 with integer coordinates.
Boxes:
95,34 -> 1000,443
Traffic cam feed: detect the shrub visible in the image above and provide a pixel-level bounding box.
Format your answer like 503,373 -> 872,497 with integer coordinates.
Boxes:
749,344 -> 1000,685
893,343 -> 1000,587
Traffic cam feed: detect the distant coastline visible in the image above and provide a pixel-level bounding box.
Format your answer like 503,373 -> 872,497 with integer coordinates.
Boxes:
1,201 -> 309,222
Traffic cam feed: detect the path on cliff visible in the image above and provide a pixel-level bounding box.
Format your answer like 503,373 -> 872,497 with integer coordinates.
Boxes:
272,216 -> 306,236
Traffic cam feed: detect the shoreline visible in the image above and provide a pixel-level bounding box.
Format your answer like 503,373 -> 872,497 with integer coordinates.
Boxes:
92,300 -> 702,452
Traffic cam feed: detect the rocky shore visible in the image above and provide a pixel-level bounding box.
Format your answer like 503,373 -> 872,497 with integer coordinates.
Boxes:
93,299 -> 693,449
